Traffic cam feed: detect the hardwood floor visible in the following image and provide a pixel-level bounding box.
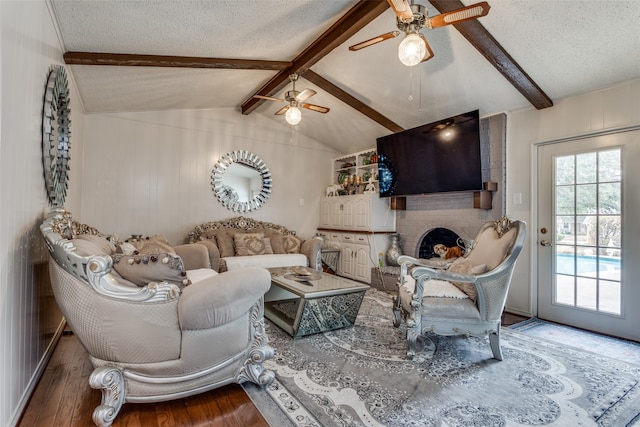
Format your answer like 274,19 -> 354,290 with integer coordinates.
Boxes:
17,330 -> 269,427
19,311 -> 528,426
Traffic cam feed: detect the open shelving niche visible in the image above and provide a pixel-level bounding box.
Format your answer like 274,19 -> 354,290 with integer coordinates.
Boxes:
332,148 -> 379,192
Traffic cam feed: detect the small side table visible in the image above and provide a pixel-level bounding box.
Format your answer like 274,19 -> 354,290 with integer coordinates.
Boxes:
320,248 -> 340,274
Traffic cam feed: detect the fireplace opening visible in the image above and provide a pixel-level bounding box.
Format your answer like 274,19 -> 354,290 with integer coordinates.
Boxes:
417,228 -> 462,259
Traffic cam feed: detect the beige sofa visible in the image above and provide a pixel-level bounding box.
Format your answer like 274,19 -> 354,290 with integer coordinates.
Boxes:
188,216 -> 323,272
41,209 -> 275,427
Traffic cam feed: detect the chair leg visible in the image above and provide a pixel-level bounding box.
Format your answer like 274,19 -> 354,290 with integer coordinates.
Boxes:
489,329 -> 503,361
89,366 -> 125,427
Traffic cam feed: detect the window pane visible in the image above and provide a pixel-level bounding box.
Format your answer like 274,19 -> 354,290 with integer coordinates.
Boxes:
556,156 -> 574,185
599,183 -> 620,214
598,215 -> 621,248
555,274 -> 575,305
576,184 -> 597,214
576,277 -> 597,310
576,152 -> 597,184
556,250 -> 575,275
556,216 -> 576,245
555,186 -> 574,215
598,149 -> 621,182
599,280 -> 621,314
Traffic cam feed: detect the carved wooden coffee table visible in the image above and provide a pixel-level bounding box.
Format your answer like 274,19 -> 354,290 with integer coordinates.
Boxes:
265,267 -> 370,337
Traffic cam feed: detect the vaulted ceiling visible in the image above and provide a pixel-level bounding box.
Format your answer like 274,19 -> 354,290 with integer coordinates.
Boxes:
51,0 -> 640,154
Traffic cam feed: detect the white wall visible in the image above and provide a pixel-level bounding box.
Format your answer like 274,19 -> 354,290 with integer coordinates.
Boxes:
80,109 -> 339,244
0,1 -> 84,425
505,78 -> 640,316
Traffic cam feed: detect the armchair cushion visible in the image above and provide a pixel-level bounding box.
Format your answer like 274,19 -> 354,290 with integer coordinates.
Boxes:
111,252 -> 190,287
466,226 -> 517,270
179,267 -> 271,330
447,259 -> 488,301
73,234 -> 116,256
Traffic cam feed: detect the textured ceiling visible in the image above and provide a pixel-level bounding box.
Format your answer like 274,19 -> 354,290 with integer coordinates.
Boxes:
51,0 -> 640,154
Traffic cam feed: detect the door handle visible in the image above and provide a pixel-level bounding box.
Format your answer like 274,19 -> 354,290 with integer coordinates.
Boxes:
540,239 -> 553,247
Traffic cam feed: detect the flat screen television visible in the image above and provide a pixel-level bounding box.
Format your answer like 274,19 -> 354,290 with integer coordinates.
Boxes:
376,109 -> 482,197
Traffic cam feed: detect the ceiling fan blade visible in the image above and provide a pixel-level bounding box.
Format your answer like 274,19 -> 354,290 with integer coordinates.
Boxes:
275,105 -> 289,115
296,88 -> 316,102
349,31 -> 401,51
386,0 -> 413,20
427,1 -> 490,28
419,34 -> 435,62
253,94 -> 286,102
301,103 -> 330,114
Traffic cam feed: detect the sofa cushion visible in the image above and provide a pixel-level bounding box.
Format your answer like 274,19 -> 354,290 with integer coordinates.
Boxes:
223,253 -> 307,271
111,252 -> 190,287
283,234 -> 302,254
234,232 -> 274,256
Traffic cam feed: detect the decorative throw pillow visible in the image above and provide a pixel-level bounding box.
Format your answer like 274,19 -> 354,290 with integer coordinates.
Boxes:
73,234 -> 117,256
234,233 -> 274,256
111,252 -> 190,287
127,235 -> 175,255
447,258 -> 489,302
262,229 -> 286,254
214,231 -> 235,258
283,234 -> 302,254
466,227 -> 516,270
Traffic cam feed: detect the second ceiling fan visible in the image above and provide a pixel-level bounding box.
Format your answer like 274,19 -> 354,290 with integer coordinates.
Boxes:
349,0 -> 490,66
253,74 -> 330,125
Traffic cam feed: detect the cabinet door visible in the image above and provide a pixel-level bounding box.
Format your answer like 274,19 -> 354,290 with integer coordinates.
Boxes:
319,199 -> 331,228
340,245 -> 355,279
329,199 -> 343,228
341,199 -> 355,229
352,197 -> 370,231
353,245 -> 371,283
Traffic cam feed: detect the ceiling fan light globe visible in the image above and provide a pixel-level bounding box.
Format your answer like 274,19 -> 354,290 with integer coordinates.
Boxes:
398,33 -> 426,66
285,106 -> 302,125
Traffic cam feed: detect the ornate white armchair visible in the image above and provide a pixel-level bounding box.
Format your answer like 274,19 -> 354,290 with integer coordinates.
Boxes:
393,217 -> 526,360
41,209 -> 275,426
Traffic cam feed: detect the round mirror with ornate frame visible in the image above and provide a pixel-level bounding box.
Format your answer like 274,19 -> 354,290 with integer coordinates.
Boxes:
42,65 -> 71,207
211,150 -> 272,212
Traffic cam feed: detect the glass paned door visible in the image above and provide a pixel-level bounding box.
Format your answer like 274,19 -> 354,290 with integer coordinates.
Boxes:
554,149 -> 622,314
537,131 -> 640,341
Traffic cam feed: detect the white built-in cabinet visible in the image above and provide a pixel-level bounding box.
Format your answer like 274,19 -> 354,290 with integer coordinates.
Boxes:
319,149 -> 396,284
319,193 -> 395,232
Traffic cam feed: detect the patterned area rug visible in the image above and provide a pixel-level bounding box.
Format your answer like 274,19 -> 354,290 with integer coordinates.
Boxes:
509,317 -> 640,366
244,289 -> 640,426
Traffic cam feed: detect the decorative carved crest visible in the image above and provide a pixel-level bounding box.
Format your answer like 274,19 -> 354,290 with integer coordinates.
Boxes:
493,216 -> 513,238
191,216 -> 296,241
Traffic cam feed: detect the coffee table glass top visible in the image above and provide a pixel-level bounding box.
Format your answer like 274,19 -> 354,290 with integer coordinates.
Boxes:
268,267 -> 369,298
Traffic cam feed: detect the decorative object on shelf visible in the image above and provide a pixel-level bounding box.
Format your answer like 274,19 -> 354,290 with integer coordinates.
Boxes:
325,184 -> 342,197
337,171 -> 350,184
211,150 -> 271,213
42,65 -> 71,207
364,177 -> 377,194
362,170 -> 372,182
385,233 -> 403,266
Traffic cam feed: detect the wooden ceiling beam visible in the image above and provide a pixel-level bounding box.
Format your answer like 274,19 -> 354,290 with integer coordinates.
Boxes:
241,0 -> 390,115
429,0 -> 553,110
302,70 -> 404,133
63,52 -> 291,70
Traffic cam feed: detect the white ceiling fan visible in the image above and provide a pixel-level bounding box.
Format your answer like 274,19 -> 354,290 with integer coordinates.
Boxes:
349,0 -> 490,66
253,74 -> 330,125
